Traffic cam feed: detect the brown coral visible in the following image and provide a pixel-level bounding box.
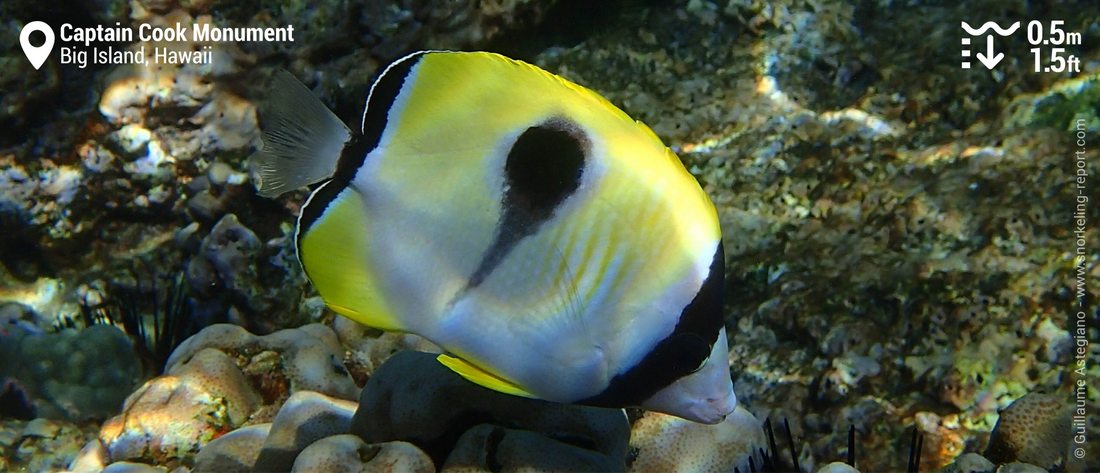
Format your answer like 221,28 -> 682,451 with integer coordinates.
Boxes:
984,392 -> 1071,469
88,323 -> 359,467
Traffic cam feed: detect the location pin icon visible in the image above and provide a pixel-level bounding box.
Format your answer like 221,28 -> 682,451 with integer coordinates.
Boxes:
20,21 -> 55,70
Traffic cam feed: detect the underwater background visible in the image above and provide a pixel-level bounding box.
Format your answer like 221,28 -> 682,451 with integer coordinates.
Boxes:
0,0 -> 1098,472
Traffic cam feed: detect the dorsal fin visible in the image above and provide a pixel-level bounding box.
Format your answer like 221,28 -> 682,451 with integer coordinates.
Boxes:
360,51 -> 428,137
250,71 -> 351,198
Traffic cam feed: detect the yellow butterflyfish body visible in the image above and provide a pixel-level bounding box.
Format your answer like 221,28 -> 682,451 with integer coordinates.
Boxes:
250,51 -> 735,424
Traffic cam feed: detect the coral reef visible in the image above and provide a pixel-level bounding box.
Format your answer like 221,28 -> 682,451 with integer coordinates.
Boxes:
291,436 -> 433,473
190,424 -> 269,472
186,214 -> 266,318
985,392 -> 1073,470
250,391 -> 358,471
76,342 -> 636,471
74,341 -> 775,472
0,324 -> 140,422
188,392 -> 435,473
629,406 -> 767,472
532,1 -> 1099,469
330,314 -> 442,384
73,323 -> 357,468
97,347 -> 261,464
815,462 -> 859,473
0,1 -> 592,469
996,462 -> 1052,473
1,0 -> 570,358
0,418 -> 99,472
939,452 -> 995,473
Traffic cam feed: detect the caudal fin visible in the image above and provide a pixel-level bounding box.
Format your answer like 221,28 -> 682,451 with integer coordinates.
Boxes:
250,71 -> 351,198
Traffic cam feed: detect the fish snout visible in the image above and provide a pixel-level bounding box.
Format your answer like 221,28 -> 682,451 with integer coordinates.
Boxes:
693,390 -> 738,425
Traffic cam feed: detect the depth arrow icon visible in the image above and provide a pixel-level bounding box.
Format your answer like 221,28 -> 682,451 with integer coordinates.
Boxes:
976,35 -> 1003,69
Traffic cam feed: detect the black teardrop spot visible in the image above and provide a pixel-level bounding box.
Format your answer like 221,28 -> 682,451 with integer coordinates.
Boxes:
503,119 -> 587,224
464,119 -> 589,290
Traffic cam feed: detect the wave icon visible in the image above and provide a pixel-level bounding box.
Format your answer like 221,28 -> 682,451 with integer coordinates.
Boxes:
960,21 -> 1020,36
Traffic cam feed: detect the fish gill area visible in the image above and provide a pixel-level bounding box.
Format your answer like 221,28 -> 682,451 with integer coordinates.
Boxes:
0,0 -> 1098,472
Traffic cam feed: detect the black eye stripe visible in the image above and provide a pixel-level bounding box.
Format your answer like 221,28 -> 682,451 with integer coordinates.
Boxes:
580,242 -> 725,407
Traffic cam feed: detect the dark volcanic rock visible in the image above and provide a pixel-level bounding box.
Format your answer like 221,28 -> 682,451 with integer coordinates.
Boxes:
350,350 -> 629,471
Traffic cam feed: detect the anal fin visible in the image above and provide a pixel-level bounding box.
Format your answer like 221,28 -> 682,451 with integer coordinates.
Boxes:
436,354 -> 536,399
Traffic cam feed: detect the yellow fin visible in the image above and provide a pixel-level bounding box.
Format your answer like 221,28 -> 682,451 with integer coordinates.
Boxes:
436,354 -> 536,398
299,186 -> 402,331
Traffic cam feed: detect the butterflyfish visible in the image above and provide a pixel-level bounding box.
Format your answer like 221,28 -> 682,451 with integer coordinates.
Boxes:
250,51 -> 736,424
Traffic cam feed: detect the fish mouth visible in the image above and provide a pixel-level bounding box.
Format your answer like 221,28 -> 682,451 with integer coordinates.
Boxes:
689,391 -> 738,425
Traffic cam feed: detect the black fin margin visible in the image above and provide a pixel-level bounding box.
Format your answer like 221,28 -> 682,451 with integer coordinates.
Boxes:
360,51 -> 429,149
